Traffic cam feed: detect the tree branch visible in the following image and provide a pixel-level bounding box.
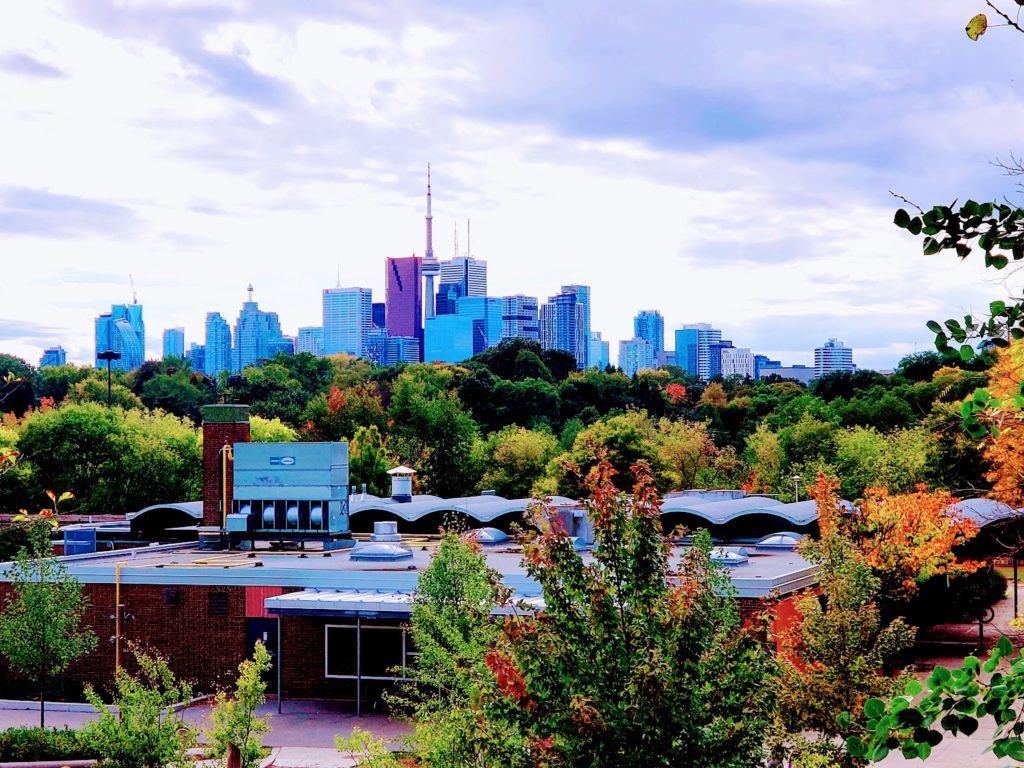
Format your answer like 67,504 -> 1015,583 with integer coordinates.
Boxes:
889,191 -> 924,215
985,0 -> 1024,35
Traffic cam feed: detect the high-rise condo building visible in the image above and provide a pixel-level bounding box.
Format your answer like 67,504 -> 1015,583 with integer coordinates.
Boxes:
40,346 -> 66,368
540,290 -> 587,369
814,339 -> 855,378
385,256 -> 423,359
94,303 -> 144,371
323,287 -> 373,358
633,310 -> 665,358
232,285 -> 289,372
720,347 -> 755,379
501,295 -> 540,341
674,323 -> 722,381
186,343 -> 206,372
560,285 -> 591,368
590,331 -> 610,370
204,312 -> 232,378
162,328 -> 185,359
296,327 -> 324,357
618,337 -> 656,377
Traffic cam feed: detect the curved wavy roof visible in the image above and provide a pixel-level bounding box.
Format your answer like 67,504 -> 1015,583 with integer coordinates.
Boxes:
126,501 -> 203,521
660,497 -> 819,527
948,498 -> 1019,528
348,494 -> 579,523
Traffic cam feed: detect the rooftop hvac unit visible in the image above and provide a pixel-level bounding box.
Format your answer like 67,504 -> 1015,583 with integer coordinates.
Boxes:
226,442 -> 351,546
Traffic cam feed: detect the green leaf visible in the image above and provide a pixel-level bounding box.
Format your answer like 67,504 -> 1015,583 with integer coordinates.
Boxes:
908,217 -> 923,235
865,698 -> 886,719
960,345 -> 975,362
923,237 -> 942,255
926,320 -> 943,334
872,745 -> 889,762
895,208 -> 911,228
918,742 -> 932,760
905,679 -> 924,696
846,736 -> 868,758
1008,738 -> 1024,762
960,716 -> 979,736
998,636 -> 1014,657
991,300 -> 1007,315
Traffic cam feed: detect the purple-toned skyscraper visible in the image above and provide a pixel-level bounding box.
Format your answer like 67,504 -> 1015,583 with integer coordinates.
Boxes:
385,255 -> 423,360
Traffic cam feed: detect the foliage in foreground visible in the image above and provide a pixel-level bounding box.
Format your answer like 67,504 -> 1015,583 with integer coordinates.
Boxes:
81,645 -> 195,768
205,642 -> 273,768
0,727 -> 95,761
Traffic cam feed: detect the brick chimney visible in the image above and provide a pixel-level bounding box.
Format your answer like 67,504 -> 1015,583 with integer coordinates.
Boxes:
201,405 -> 251,528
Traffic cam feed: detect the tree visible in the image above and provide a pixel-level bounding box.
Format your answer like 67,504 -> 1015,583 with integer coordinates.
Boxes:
476,426 -> 559,498
349,425 -> 393,497
477,460 -> 776,767
389,531 -> 508,768
0,517 -> 97,726
82,645 -> 195,768
655,418 -> 720,490
68,377 -> 144,410
773,475 -> 915,768
0,355 -> 35,417
249,415 -> 298,442
301,381 -> 387,442
832,426 -> 931,499
206,642 -> 273,768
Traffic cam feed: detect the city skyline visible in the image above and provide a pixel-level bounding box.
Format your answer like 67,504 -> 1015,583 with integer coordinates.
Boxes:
0,3 -> 1015,370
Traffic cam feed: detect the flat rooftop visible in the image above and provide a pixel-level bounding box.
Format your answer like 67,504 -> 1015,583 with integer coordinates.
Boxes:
0,537 -> 816,601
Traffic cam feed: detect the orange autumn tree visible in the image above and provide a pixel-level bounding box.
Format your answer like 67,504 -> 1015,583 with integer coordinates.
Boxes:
815,473 -> 981,603
979,338 -> 1024,506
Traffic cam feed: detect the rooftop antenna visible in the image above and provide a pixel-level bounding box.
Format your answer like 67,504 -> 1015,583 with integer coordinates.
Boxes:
336,262 -> 341,288
453,220 -> 459,258
129,273 -> 137,304
466,219 -> 471,258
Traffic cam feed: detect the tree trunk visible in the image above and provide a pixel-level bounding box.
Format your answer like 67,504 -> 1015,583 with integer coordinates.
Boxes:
39,675 -> 44,729
226,742 -> 241,768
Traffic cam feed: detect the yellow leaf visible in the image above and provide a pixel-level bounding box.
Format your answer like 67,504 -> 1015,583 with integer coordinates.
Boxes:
58,491 -> 74,502
966,13 -> 988,40
45,489 -> 56,503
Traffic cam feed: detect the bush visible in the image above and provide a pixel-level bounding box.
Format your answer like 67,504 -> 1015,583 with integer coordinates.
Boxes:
0,726 -> 95,761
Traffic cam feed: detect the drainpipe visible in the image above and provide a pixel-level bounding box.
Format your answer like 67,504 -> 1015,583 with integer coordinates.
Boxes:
221,444 -> 234,530
114,562 -> 124,672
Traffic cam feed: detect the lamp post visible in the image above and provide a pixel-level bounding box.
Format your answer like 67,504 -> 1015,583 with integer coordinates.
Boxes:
96,350 -> 121,407
792,474 -> 802,503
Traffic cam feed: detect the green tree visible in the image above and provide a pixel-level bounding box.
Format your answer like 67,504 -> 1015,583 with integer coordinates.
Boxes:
479,460 -> 775,767
0,355 -> 34,417
67,377 -> 143,410
0,521 -> 97,727
476,426 -> 559,498
349,425 -> 393,497
249,414 -> 298,442
34,364 -> 94,405
82,645 -> 195,768
833,426 -> 931,499
206,642 -> 273,768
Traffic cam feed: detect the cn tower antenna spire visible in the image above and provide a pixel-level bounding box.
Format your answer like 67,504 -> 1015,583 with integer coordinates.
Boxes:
422,164 -> 440,321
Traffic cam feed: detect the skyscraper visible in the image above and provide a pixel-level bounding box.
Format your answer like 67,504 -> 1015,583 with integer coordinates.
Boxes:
186,343 -> 206,373
561,285 -> 591,368
634,310 -> 665,359
323,287 -> 373,358
385,256 -> 423,359
540,290 -> 586,369
458,296 -> 503,354
296,327 -> 324,357
439,254 -> 487,299
422,166 -> 440,322
384,336 -> 420,366
204,312 -> 232,378
232,285 -> 289,372
424,315 -> 475,363
618,337 -> 655,377
815,339 -> 855,378
720,347 -> 755,379
372,302 -> 386,329
40,346 -> 66,367
94,303 -> 144,371
674,323 -> 722,380
590,332 -> 610,370
162,328 -> 185,359
501,295 -> 540,341
708,339 -> 734,379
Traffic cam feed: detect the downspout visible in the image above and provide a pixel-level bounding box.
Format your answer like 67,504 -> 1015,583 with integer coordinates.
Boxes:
221,444 -> 234,530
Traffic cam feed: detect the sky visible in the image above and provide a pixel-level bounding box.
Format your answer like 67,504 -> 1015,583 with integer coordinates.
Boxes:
2,1 -> 1024,371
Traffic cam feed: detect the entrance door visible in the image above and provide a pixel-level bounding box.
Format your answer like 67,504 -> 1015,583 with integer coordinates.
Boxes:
246,618 -> 279,694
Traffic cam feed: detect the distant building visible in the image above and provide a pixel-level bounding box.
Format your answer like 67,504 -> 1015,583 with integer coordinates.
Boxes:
162,328 -> 185,360
439,255 -> 487,299
501,295 -> 540,341
458,296 -> 503,354
371,303 -> 386,329
540,290 -> 587,369
589,331 -> 610,370
233,286 -> 289,372
634,310 -> 665,359
323,287 -> 372,358
424,315 -> 475,363
561,285 -> 591,368
761,365 -> 815,385
674,323 -> 721,381
436,283 -> 462,316
186,343 -> 206,372
619,337 -> 656,377
365,327 -> 388,366
815,339 -> 854,378
385,256 -> 423,359
204,312 -> 232,378
94,303 -> 144,371
384,335 -> 420,366
708,339 -> 734,379
753,354 -> 781,379
296,327 -> 324,357
720,347 -> 754,379
39,346 -> 66,368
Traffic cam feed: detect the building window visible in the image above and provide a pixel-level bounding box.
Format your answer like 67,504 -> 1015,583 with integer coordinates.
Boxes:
324,623 -> 415,681
208,592 -> 229,617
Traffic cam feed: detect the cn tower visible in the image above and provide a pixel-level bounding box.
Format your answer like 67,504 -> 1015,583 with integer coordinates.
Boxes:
422,165 -> 440,320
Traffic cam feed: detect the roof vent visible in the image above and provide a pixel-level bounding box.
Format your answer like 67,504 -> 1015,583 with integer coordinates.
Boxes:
371,521 -> 402,542
480,489 -> 496,496
755,532 -> 804,551
351,542 -> 414,561
710,546 -> 749,567
468,527 -> 509,545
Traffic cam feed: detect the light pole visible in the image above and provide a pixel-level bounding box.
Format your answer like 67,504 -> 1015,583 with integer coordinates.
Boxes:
96,350 -> 121,407
792,474 -> 802,502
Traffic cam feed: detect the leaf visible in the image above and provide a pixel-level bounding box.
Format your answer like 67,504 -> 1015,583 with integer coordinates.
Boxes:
966,13 -> 988,40
865,698 -> 886,719
960,345 -> 975,362
923,237 -> 942,255
926,320 -> 943,334
846,736 -> 868,758
905,679 -> 924,696
908,217 -> 923,235
991,300 -> 1008,315
895,208 -> 911,228
960,716 -> 979,736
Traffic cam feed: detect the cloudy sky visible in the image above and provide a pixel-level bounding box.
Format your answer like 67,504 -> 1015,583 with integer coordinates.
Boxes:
2,1 -> 1023,370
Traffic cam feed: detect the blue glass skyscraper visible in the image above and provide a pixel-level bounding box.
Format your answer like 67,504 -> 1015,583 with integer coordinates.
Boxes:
540,290 -> 586,369
560,285 -> 590,368
95,303 -> 144,371
40,346 -> 66,368
634,310 -> 664,359
233,285 -> 288,372
323,286 -> 373,358
204,312 -> 232,378
162,328 -> 185,359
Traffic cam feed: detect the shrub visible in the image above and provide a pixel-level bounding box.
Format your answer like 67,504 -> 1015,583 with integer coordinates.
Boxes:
0,726 -> 95,761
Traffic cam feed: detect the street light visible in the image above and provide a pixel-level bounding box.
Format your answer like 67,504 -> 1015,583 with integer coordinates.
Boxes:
96,350 -> 121,407
792,474 -> 802,502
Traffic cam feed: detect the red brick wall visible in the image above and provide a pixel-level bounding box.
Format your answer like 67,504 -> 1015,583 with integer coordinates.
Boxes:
202,421 -> 250,528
